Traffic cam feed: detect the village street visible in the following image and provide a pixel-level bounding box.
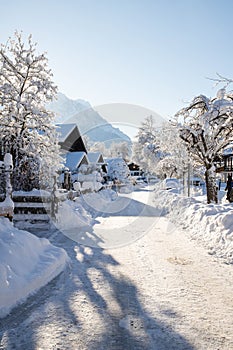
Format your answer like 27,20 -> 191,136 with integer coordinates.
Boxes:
0,186 -> 233,350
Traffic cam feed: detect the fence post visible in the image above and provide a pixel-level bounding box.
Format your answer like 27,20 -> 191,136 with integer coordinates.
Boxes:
3,153 -> 14,219
51,175 -> 58,220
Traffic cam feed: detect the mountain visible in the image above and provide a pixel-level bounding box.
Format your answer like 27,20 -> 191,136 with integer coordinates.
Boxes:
48,93 -> 131,145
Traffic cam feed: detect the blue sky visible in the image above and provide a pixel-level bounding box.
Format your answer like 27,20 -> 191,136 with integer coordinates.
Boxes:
1,0 -> 233,122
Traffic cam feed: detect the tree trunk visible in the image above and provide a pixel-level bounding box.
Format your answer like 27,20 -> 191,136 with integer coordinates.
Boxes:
205,166 -> 218,204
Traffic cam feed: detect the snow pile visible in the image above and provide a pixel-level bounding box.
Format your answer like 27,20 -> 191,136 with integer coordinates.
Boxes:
154,189 -> 233,264
81,180 -> 102,193
56,199 -> 93,231
0,218 -> 69,318
75,171 -> 103,183
77,189 -> 118,216
55,189 -> 119,245
72,165 -> 104,193
0,196 -> 14,216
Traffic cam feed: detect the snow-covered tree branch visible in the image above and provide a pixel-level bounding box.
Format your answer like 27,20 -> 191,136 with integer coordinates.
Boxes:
155,122 -> 189,179
132,115 -> 161,174
174,88 -> 233,204
0,31 -> 61,191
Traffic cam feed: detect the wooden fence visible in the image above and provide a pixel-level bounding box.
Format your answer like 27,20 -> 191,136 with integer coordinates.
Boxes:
12,193 -> 53,230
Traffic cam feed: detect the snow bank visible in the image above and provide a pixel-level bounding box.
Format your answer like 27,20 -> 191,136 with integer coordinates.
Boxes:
55,189 -> 119,246
56,189 -> 118,232
56,199 -> 93,231
0,218 -> 69,318
77,189 -> 118,216
153,189 -> 233,264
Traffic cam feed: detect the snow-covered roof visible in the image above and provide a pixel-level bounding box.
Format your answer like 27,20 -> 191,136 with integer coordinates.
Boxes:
105,157 -> 125,165
65,152 -> 89,170
223,144 -> 233,155
87,152 -> 105,164
56,124 -> 77,143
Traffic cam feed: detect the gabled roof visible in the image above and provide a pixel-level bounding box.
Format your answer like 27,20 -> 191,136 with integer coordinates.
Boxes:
128,162 -> 141,171
65,152 -> 89,170
56,124 -> 77,143
56,123 -> 87,153
87,152 -> 105,164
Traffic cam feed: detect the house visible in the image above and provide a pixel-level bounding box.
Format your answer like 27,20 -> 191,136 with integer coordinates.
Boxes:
58,152 -> 89,189
56,123 -> 89,188
216,145 -> 233,181
65,152 -> 89,172
127,162 -> 143,177
87,152 -> 108,173
56,123 -> 87,153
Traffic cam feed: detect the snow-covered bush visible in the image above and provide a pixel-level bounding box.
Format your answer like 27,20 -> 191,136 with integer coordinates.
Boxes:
106,157 -> 130,183
72,164 -> 103,193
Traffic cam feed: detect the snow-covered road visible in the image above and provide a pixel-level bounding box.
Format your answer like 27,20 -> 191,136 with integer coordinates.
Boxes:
0,187 -> 233,349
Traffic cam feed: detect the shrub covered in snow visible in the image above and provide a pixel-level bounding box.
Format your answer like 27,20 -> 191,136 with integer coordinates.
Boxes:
106,157 -> 130,183
72,164 -> 103,193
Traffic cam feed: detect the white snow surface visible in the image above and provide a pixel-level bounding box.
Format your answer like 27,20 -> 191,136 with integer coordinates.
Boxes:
55,189 -> 117,235
56,198 -> 93,231
0,185 -> 232,349
13,189 -> 51,197
153,187 -> 233,264
56,123 -> 76,143
55,186 -> 233,261
1,184 -> 232,322
0,218 -> 69,318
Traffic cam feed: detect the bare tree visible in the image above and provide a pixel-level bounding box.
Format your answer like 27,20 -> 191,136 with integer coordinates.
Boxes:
174,89 -> 233,203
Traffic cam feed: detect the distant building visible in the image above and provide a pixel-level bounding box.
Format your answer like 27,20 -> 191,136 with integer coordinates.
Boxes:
216,145 -> 233,180
65,152 -> 89,172
59,151 -> 89,189
87,152 -> 108,173
127,162 -> 143,177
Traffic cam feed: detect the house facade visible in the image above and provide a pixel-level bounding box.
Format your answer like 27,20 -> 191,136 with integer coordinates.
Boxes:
216,146 -> 233,180
127,162 -> 143,177
87,152 -> 108,173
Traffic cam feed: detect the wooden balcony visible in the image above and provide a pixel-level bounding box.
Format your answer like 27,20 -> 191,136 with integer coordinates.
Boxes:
216,155 -> 233,173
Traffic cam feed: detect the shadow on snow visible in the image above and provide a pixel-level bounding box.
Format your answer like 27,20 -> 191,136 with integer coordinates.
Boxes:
0,229 -> 195,350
